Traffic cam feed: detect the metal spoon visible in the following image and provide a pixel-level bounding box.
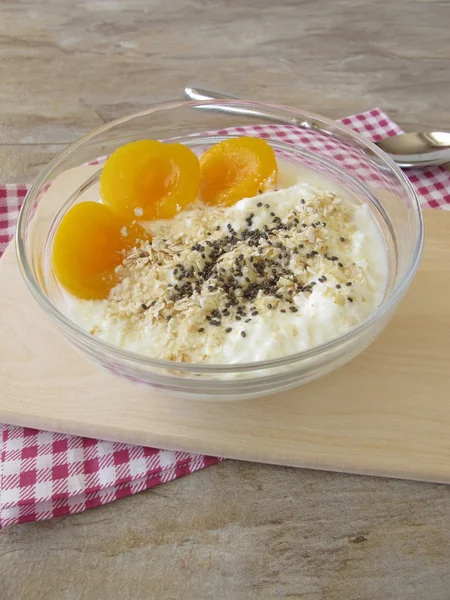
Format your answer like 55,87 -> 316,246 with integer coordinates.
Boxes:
184,86 -> 450,168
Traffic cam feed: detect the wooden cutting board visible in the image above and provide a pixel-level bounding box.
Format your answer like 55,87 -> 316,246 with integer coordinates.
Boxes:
1,207 -> 449,484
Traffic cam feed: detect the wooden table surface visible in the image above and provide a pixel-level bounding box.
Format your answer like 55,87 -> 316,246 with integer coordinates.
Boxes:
1,1 -> 450,598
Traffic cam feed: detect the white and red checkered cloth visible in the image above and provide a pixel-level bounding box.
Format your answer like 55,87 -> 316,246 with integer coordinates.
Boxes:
1,108 -> 449,529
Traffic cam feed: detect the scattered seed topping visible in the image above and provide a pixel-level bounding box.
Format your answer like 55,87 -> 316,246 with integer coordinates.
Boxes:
98,185 -> 369,362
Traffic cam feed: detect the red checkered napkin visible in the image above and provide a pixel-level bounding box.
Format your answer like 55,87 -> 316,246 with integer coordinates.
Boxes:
0,430 -> 219,527
1,109 -> 449,529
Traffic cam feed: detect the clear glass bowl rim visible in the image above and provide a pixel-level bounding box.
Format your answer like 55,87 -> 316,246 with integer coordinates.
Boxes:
15,99 -> 424,374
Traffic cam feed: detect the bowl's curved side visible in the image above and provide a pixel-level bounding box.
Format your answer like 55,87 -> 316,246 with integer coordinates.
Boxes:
15,100 -> 423,398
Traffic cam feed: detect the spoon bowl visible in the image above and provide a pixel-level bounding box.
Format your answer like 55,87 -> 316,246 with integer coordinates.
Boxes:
375,132 -> 450,167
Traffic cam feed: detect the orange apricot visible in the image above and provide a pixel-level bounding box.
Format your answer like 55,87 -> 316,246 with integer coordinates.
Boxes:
100,140 -> 200,221
52,201 -> 150,300
199,137 -> 278,206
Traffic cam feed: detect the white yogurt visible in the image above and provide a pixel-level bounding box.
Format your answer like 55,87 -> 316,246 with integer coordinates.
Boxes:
59,165 -> 388,364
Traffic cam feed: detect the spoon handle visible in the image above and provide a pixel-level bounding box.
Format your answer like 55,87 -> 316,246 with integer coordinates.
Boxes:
185,86 -> 309,127
185,86 -> 236,102
184,86 -> 346,141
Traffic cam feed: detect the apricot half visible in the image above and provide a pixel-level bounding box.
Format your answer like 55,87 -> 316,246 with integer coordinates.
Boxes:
52,201 -> 150,300
100,140 -> 200,221
199,137 -> 278,206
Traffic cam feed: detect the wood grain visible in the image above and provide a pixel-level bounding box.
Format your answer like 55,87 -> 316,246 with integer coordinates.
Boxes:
0,208 -> 448,483
1,1 -> 450,598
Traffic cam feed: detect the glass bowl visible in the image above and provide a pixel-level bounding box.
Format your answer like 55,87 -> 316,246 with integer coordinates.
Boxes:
16,100 -> 423,401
